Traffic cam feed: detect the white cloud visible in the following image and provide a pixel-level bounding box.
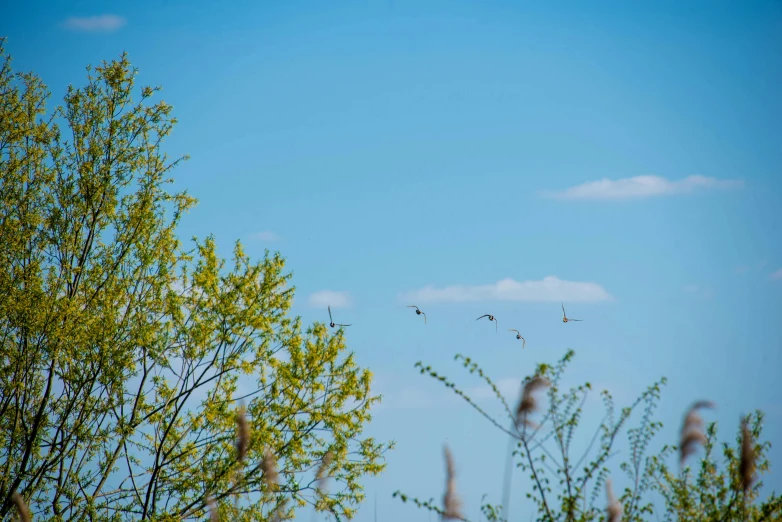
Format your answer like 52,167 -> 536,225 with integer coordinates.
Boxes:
400,276 -> 612,304
468,378 -> 522,401
252,230 -> 279,242
307,290 -> 352,309
374,386 -> 439,411
62,15 -> 126,32
683,284 -> 714,299
770,268 -> 782,281
737,260 -> 768,275
371,373 -> 463,412
544,175 -> 743,200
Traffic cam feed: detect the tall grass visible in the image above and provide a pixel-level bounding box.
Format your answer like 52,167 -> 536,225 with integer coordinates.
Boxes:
391,348 -> 773,522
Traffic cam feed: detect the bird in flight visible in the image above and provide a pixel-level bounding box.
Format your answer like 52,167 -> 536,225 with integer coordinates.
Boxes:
561,303 -> 582,323
328,305 -> 352,328
508,329 -> 526,349
406,305 -> 427,324
476,314 -> 498,332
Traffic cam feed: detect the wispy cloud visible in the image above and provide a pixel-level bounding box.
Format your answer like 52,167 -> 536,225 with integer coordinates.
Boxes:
770,268 -> 782,281
543,175 -> 743,200
400,276 -> 612,304
468,378 -> 521,401
683,284 -> 714,299
308,290 -> 352,309
371,373 -> 457,411
251,230 -> 279,242
736,260 -> 768,275
374,386 -> 441,411
62,15 -> 126,32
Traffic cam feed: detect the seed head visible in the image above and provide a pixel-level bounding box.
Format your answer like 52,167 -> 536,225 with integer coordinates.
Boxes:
261,449 -> 280,490
11,492 -> 31,522
605,479 -> 623,522
740,416 -> 756,494
270,499 -> 289,522
235,405 -> 250,463
442,445 -> 464,520
316,450 -> 334,492
206,494 -> 219,522
515,376 -> 550,429
679,400 -> 714,467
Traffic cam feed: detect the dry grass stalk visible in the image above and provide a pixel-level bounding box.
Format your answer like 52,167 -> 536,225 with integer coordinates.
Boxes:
261,448 -> 280,490
235,405 -> 250,463
206,493 -> 219,522
605,479 -> 623,522
316,450 -> 334,492
270,499 -> 289,522
740,416 -> 756,493
679,430 -> 708,467
11,492 -> 31,522
679,400 -> 715,467
515,376 -> 551,429
442,444 -> 464,520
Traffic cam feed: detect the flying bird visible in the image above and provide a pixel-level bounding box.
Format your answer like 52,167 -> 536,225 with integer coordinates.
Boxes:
561,303 -> 582,323
328,305 -> 352,328
508,329 -> 526,349
406,305 -> 427,324
476,314 -> 498,332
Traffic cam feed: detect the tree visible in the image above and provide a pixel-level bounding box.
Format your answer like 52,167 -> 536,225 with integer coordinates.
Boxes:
0,40 -> 391,521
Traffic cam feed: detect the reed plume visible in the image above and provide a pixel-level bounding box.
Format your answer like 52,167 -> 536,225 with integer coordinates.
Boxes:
235,405 -> 250,463
270,500 -> 289,522
261,448 -> 280,490
206,493 -> 219,522
605,479 -> 623,522
11,492 -> 31,522
679,400 -> 715,467
515,376 -> 551,429
442,445 -> 464,520
316,450 -> 334,492
740,415 -> 756,494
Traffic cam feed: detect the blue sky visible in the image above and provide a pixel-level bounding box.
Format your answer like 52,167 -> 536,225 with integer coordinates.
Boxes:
3,0 -> 781,520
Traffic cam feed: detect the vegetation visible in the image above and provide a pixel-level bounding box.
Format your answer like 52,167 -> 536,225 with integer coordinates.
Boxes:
0,37 -> 778,522
0,40 -> 391,521
392,350 -> 781,521
650,411 -> 782,521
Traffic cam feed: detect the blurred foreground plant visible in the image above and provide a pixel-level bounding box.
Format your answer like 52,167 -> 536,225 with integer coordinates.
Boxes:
393,346 -> 780,522
393,349 -> 667,521
648,410 -> 781,521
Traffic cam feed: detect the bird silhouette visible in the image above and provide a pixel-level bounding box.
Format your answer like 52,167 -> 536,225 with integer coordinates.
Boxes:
406,305 -> 427,324
561,303 -> 582,323
476,314 -> 498,332
328,305 -> 351,328
508,329 -> 526,349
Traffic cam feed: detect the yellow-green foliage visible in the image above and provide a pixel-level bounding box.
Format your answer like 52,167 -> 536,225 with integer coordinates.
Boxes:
0,40 -> 391,521
648,411 -> 781,522
394,348 -> 780,522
